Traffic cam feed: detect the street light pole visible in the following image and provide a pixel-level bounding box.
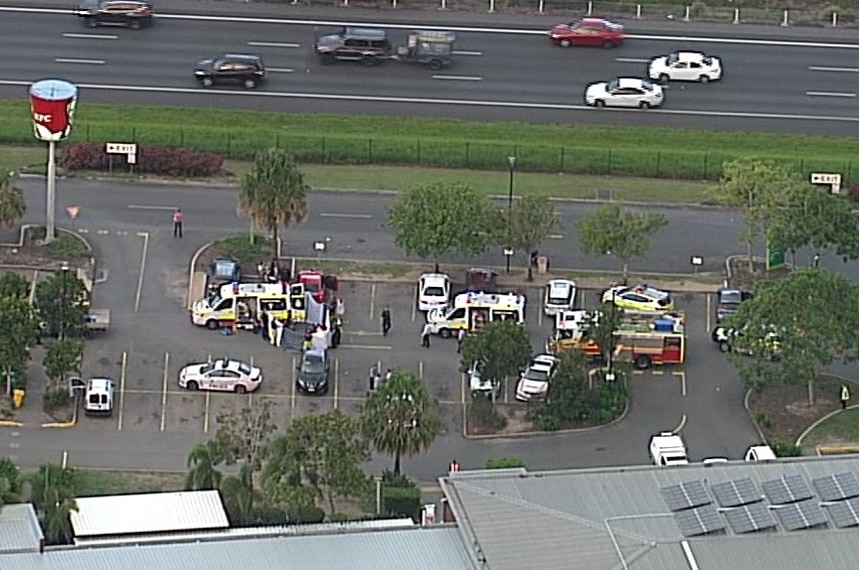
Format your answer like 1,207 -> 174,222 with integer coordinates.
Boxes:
505,155 -> 517,274
60,263 -> 69,341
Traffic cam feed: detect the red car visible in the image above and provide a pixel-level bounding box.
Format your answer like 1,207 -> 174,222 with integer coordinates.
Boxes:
549,18 -> 625,48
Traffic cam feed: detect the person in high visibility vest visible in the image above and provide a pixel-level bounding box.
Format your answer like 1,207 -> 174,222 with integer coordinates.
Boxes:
841,384 -> 851,410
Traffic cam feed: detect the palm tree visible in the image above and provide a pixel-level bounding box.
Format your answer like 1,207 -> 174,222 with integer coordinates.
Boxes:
185,441 -> 223,490
239,148 -> 309,258
219,463 -> 255,526
361,370 -> 442,475
0,172 -> 26,230
32,463 -> 77,545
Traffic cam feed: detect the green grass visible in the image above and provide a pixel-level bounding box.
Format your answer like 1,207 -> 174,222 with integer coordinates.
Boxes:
215,235 -> 276,262
802,408 -> 859,447
297,258 -> 414,278
48,230 -> 92,260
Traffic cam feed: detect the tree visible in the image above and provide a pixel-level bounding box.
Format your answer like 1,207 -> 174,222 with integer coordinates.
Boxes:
460,320 -> 532,391
506,195 -> 560,280
768,186 -> 859,266
0,272 -> 30,299
265,410 -> 372,516
0,295 -> 39,388
361,370 -> 442,475
387,181 -> 499,271
712,158 -> 798,272
219,463 -> 255,526
212,400 -> 277,473
43,339 -> 84,390
0,456 -> 21,505
185,441 -> 223,491
577,203 -> 667,282
31,463 -> 77,545
726,268 -> 859,405
34,271 -> 88,339
0,172 -> 26,230
239,148 -> 309,258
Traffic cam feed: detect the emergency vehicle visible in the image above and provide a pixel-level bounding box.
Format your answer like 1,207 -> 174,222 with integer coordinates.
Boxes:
425,291 -> 526,337
547,309 -> 686,369
191,282 -> 307,330
297,270 -> 338,304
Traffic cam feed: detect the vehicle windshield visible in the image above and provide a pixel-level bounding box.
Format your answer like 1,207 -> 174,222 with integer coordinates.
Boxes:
213,260 -> 236,278
666,52 -> 679,64
199,362 -> 216,374
237,362 -> 252,375
524,368 -> 549,382
606,79 -> 619,91
302,355 -> 325,374
719,291 -> 743,305
304,281 -> 320,293
548,288 -> 571,304
206,294 -> 222,307
423,286 -> 446,297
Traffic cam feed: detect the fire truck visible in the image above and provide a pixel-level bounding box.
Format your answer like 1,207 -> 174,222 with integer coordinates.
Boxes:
547,310 -> 686,369
297,270 -> 339,305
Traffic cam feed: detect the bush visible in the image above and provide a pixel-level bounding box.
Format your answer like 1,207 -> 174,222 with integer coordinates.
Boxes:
754,411 -> 774,429
382,485 -> 421,519
292,505 -> 325,524
847,183 -> 859,202
42,387 -> 69,409
769,439 -> 803,457
59,142 -> 223,177
381,470 -> 414,488
468,398 -> 507,433
249,506 -> 290,525
485,457 -> 526,469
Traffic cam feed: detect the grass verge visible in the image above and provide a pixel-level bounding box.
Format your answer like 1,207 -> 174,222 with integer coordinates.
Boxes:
802,408 -> 859,448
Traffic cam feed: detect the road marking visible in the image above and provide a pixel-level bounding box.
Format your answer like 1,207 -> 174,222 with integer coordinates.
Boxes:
615,57 -> 649,63
55,58 -> 105,64
204,391 -> 211,432
806,91 -> 857,98
673,414 -> 687,433
705,294 -> 711,333
339,344 -> 392,350
411,284 -> 418,323
369,283 -> 376,323
419,360 -> 424,380
333,358 -> 339,409
134,231 -> 149,312
318,212 -> 371,219
290,356 -> 297,412
267,68 -> 295,73
548,234 -> 564,239
128,204 -> 177,210
62,33 -> 117,40
346,330 -> 382,336
432,74 -> 482,81
117,351 -> 127,431
160,352 -> 169,432
809,66 -> 859,73
452,50 -> 482,56
674,371 -> 687,397
247,41 -> 301,48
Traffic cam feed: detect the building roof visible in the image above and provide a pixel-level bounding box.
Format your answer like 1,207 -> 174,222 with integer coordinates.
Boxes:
1,525 -> 473,570
70,490 -> 229,538
0,504 -> 43,554
440,456 -> 859,570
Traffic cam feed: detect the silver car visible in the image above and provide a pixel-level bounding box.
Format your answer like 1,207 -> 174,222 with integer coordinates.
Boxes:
584,77 -> 664,109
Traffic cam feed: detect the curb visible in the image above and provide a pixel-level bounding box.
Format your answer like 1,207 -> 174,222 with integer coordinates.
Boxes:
0,420 -> 24,427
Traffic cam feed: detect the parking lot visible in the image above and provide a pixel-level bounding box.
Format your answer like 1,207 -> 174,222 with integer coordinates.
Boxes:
73,278 -> 723,436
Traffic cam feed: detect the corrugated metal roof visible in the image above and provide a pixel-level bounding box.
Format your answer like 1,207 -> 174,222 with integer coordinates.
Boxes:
70,490 -> 228,537
0,504 -> 43,554
442,455 -> 859,570
1,526 -> 474,570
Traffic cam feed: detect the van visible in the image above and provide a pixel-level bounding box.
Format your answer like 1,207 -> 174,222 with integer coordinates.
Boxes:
84,378 -> 115,417
649,432 -> 689,466
745,444 -> 776,462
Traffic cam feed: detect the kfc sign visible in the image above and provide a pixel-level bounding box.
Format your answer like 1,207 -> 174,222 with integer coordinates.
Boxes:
29,79 -> 78,142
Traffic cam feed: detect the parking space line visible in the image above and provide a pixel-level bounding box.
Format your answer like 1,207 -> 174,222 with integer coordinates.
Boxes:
134,231 -> 149,313
340,345 -> 392,350
419,361 -> 424,379
674,371 -> 687,397
503,377 -> 509,403
333,358 -> 340,409
705,294 -> 711,332
369,283 -> 376,323
411,285 -> 418,322
116,351 -> 127,431
28,271 -> 37,305
651,370 -> 664,376
290,356 -> 296,412
203,391 -> 211,433
460,372 -> 466,404
537,305 -> 543,328
347,331 -> 383,336
159,352 -> 169,431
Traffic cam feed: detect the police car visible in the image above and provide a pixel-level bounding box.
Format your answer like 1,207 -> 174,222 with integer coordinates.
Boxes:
602,284 -> 674,312
417,272 -> 451,312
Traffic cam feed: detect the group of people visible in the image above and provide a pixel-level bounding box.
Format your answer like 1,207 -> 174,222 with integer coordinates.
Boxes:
381,307 -> 467,350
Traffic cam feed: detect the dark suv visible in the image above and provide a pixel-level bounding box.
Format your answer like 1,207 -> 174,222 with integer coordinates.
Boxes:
194,54 -> 266,89
315,27 -> 392,66
73,0 -> 153,29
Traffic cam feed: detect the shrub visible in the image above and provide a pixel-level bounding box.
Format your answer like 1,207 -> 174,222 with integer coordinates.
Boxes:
59,142 -> 223,177
42,387 -> 69,409
381,470 -> 414,488
292,505 -> 325,524
485,457 -> 526,469
249,506 -> 290,525
754,411 -> 774,429
468,398 -> 507,433
769,439 -> 803,457
846,183 -> 859,202
382,485 -> 421,519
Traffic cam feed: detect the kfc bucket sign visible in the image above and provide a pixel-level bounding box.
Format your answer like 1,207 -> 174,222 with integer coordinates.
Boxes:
29,79 -> 78,142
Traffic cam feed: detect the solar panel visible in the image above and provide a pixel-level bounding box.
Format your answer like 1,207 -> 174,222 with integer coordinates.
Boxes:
824,497 -> 859,528
661,480 -> 712,512
773,500 -> 827,531
674,505 -> 726,537
763,474 -> 814,505
725,502 -> 776,534
813,472 -> 859,502
712,477 -> 762,508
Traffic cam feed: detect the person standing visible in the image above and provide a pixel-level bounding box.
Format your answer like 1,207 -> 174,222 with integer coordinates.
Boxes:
369,364 -> 380,392
381,306 -> 392,336
172,208 -> 184,238
841,384 -> 851,410
457,328 -> 466,353
421,322 -> 432,348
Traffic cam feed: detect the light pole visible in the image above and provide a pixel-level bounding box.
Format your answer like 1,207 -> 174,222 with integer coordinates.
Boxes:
60,263 -> 69,341
505,156 -> 517,274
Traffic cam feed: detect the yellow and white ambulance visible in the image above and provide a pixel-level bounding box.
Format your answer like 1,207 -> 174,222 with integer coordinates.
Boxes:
191,282 -> 307,330
425,291 -> 526,337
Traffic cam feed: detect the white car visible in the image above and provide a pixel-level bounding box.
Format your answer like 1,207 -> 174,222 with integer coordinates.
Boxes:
584,77 -> 664,109
515,354 -> 558,402
649,51 -> 722,83
418,272 -> 451,312
544,279 -> 577,316
468,360 -> 500,399
179,358 -> 263,394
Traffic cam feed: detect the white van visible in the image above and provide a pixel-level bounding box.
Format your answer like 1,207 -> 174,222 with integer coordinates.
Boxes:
84,378 -> 115,417
649,432 -> 689,466
543,279 -> 576,316
745,444 -> 777,462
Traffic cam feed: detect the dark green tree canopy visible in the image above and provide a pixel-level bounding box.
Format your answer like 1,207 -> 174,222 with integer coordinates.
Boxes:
387,181 -> 500,266
0,172 -> 26,230
460,320 -> 532,384
0,295 -> 39,378
0,272 -> 30,299
34,271 -> 88,338
213,400 -> 277,471
507,195 -> 560,279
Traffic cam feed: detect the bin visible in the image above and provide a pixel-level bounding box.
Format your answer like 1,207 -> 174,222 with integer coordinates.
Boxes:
537,256 -> 549,275
12,389 -> 25,409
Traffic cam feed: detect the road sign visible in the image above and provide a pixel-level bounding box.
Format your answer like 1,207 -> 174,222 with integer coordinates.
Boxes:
766,244 -> 786,271
105,142 -> 137,154
810,172 -> 842,194
65,205 -> 80,219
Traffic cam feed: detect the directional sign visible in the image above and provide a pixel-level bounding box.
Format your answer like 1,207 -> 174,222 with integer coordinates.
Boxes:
766,244 -> 786,271
810,172 -> 842,194
65,205 -> 80,220
105,142 -> 137,154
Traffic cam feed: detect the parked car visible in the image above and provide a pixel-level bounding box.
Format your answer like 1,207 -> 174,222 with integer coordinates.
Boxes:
179,358 -> 263,393
73,0 -> 153,29
585,77 -> 664,109
602,284 -> 674,312
194,54 -> 266,89
649,51 -> 723,83
83,378 -> 115,417
465,267 -> 498,293
549,18 -> 624,48
315,27 -> 392,65
468,360 -> 500,399
418,272 -> 451,312
544,279 -> 577,316
296,348 -> 331,395
515,354 -> 558,402
716,288 -> 753,324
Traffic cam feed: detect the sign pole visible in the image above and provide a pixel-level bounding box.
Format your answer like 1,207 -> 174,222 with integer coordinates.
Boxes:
45,139 -> 57,243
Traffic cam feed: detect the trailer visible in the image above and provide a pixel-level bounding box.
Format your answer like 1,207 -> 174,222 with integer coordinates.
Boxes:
394,31 -> 456,70
84,309 -> 110,336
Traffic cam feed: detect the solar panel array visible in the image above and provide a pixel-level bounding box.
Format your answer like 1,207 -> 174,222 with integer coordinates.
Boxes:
661,471 -> 859,537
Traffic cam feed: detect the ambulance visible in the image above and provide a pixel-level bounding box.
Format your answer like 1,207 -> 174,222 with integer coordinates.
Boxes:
191,282 -> 307,330
425,291 -> 526,337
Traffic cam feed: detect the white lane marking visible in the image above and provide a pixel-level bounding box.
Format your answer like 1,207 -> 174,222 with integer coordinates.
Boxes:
319,213 -> 372,219
2,79 -> 859,124
128,204 -> 177,210
616,57 -> 649,63
267,67 -> 295,73
55,58 -> 105,64
433,75 -> 483,81
809,66 -> 859,73
806,91 -> 857,98
62,32 -> 118,40
452,50 -> 483,56
247,41 -> 301,48
548,234 -> 564,239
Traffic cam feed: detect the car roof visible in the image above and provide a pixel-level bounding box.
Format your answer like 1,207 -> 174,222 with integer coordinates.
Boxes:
548,279 -> 574,291
222,54 -> 263,62
344,27 -> 387,38
88,377 -> 114,388
672,51 -> 707,60
621,284 -> 669,298
421,273 -> 450,284
580,17 -> 610,24
305,348 -> 327,358
615,77 -> 650,88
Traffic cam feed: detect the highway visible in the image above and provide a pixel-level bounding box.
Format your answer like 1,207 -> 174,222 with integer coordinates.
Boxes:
0,6 -> 858,133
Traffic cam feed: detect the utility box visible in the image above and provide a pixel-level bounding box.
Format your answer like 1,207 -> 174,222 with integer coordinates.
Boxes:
537,256 -> 549,274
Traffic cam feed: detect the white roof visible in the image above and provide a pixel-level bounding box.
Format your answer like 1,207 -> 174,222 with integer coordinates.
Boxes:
672,50 -> 707,60
86,378 -> 114,391
0,504 -> 43,554
420,273 -> 450,285
615,77 -> 649,88
70,490 -> 229,538
454,291 -> 525,309
547,279 -> 574,292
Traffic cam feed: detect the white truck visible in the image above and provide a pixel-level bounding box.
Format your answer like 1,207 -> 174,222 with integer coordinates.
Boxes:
649,432 -> 690,466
